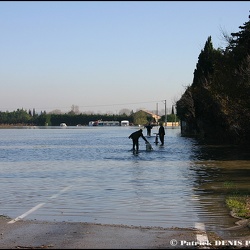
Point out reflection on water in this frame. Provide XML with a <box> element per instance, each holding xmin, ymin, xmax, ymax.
<box><xmin>0</xmin><ymin>127</ymin><xmax>249</xmax><ymax>238</ymax></box>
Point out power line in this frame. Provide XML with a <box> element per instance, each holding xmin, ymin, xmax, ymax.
<box><xmin>76</xmin><ymin>100</ymin><xmax>163</xmax><ymax>108</ymax></box>
<box><xmin>3</xmin><ymin>100</ymin><xmax>164</xmax><ymax>111</ymax></box>
<box><xmin>0</xmin><ymin>100</ymin><xmax>169</xmax><ymax>113</ymax></box>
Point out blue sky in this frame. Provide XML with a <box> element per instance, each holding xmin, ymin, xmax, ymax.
<box><xmin>1</xmin><ymin>1</ymin><xmax>249</xmax><ymax>114</ymax></box>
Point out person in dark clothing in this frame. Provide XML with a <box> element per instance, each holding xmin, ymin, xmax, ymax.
<box><xmin>158</xmin><ymin>123</ymin><xmax>165</xmax><ymax>146</ymax></box>
<box><xmin>128</xmin><ymin>129</ymin><xmax>149</xmax><ymax>152</ymax></box>
<box><xmin>144</xmin><ymin>123</ymin><xmax>153</xmax><ymax>137</ymax></box>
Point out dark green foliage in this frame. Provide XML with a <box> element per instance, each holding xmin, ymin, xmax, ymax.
<box><xmin>0</xmin><ymin>109</ymin><xmax>33</xmax><ymax>125</ymax></box>
<box><xmin>0</xmin><ymin>110</ymin><xmax>134</xmax><ymax>127</ymax></box>
<box><xmin>176</xmin><ymin>13</ymin><xmax>250</xmax><ymax>144</ymax></box>
<box><xmin>193</xmin><ymin>36</ymin><xmax>216</xmax><ymax>87</ymax></box>
<box><xmin>132</xmin><ymin>110</ymin><xmax>148</xmax><ymax>125</ymax></box>
<box><xmin>227</xmin><ymin>13</ymin><xmax>250</xmax><ymax>64</ymax></box>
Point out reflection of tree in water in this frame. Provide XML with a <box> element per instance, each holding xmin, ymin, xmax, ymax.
<box><xmin>190</xmin><ymin>141</ymin><xmax>250</xmax><ymax>193</ymax></box>
<box><xmin>188</xmin><ymin>141</ymin><xmax>250</xmax><ymax>237</ymax></box>
<box><xmin>192</xmin><ymin>141</ymin><xmax>250</xmax><ymax>161</ymax></box>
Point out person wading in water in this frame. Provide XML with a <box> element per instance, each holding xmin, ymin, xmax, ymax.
<box><xmin>144</xmin><ymin>123</ymin><xmax>153</xmax><ymax>137</ymax></box>
<box><xmin>128</xmin><ymin>129</ymin><xmax>149</xmax><ymax>153</ymax></box>
<box><xmin>158</xmin><ymin>122</ymin><xmax>165</xmax><ymax>146</ymax></box>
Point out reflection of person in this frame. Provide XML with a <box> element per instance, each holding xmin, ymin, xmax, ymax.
<box><xmin>128</xmin><ymin>129</ymin><xmax>148</xmax><ymax>152</ymax></box>
<box><xmin>158</xmin><ymin>123</ymin><xmax>165</xmax><ymax>146</ymax></box>
<box><xmin>144</xmin><ymin>123</ymin><xmax>153</xmax><ymax>137</ymax></box>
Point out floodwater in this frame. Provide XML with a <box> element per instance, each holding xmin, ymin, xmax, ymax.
<box><xmin>0</xmin><ymin>126</ymin><xmax>249</xmax><ymax>238</ymax></box>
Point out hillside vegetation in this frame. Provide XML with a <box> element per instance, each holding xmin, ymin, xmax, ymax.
<box><xmin>176</xmin><ymin>13</ymin><xmax>250</xmax><ymax>144</ymax></box>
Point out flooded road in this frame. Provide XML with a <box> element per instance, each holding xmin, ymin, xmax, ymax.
<box><xmin>0</xmin><ymin>126</ymin><xmax>249</xmax><ymax>239</ymax></box>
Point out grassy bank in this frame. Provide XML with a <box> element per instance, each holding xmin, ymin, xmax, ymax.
<box><xmin>226</xmin><ymin>195</ymin><xmax>250</xmax><ymax>219</ymax></box>
<box><xmin>223</xmin><ymin>181</ymin><xmax>250</xmax><ymax>219</ymax></box>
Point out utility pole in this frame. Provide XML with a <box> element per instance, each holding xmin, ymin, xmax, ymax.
<box><xmin>156</xmin><ymin>102</ymin><xmax>158</xmax><ymax>125</ymax></box>
<box><xmin>164</xmin><ymin>100</ymin><xmax>167</xmax><ymax>127</ymax></box>
<box><xmin>174</xmin><ymin>105</ymin><xmax>176</xmax><ymax>125</ymax></box>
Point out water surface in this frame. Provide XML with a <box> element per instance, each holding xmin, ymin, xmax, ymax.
<box><xmin>0</xmin><ymin>126</ymin><xmax>249</xmax><ymax>238</ymax></box>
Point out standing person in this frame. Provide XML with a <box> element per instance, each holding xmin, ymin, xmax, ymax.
<box><xmin>128</xmin><ymin>129</ymin><xmax>149</xmax><ymax>152</ymax></box>
<box><xmin>144</xmin><ymin>123</ymin><xmax>153</xmax><ymax>137</ymax></box>
<box><xmin>158</xmin><ymin>122</ymin><xmax>165</xmax><ymax>146</ymax></box>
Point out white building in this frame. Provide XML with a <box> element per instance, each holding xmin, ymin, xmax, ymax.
<box><xmin>121</xmin><ymin>120</ymin><xmax>129</xmax><ymax>126</ymax></box>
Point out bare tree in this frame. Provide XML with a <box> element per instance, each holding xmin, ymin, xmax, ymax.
<box><xmin>118</xmin><ymin>108</ymin><xmax>131</xmax><ymax>116</ymax></box>
<box><xmin>49</xmin><ymin>109</ymin><xmax>62</xmax><ymax>114</ymax></box>
<box><xmin>70</xmin><ymin>105</ymin><xmax>80</xmax><ymax>114</ymax></box>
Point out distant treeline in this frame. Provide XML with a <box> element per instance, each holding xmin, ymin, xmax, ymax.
<box><xmin>0</xmin><ymin>108</ymin><xmax>179</xmax><ymax>126</ymax></box>
<box><xmin>0</xmin><ymin>109</ymin><xmax>131</xmax><ymax>126</ymax></box>
<box><xmin>176</xmin><ymin>12</ymin><xmax>250</xmax><ymax>144</ymax></box>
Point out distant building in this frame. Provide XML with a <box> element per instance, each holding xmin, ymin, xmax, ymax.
<box><xmin>135</xmin><ymin>109</ymin><xmax>161</xmax><ymax>124</ymax></box>
<box><xmin>60</xmin><ymin>123</ymin><xmax>67</xmax><ymax>127</ymax></box>
<box><xmin>89</xmin><ymin>120</ymin><xmax>120</xmax><ymax>126</ymax></box>
<box><xmin>121</xmin><ymin>120</ymin><xmax>129</xmax><ymax>126</ymax></box>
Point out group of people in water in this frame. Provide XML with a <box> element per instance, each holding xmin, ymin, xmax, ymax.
<box><xmin>128</xmin><ymin>122</ymin><xmax>165</xmax><ymax>152</ymax></box>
